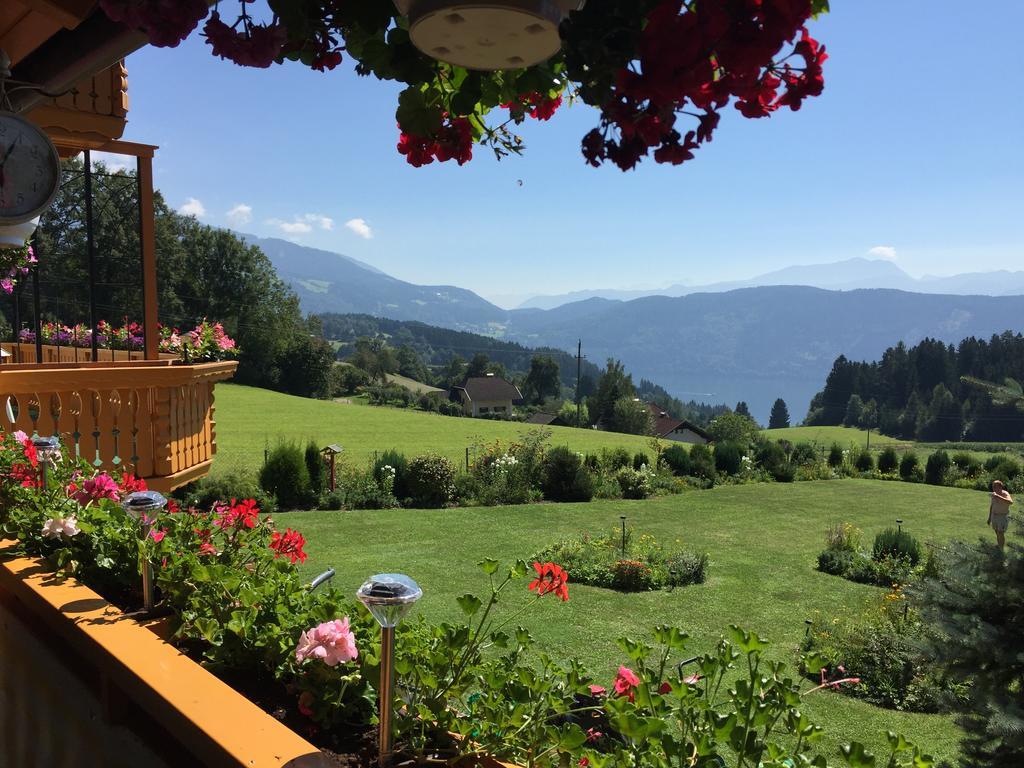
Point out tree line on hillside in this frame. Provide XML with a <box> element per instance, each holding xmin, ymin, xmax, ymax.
<box><xmin>336</xmin><ymin>330</ymin><xmax>730</xmax><ymax>434</ymax></box>
<box><xmin>1</xmin><ymin>159</ymin><xmax>335</xmax><ymax>398</ymax></box>
<box><xmin>319</xmin><ymin>312</ymin><xmax>603</xmax><ymax>388</ymax></box>
<box><xmin>805</xmin><ymin>332</ymin><xmax>1024</xmax><ymax>441</ymax></box>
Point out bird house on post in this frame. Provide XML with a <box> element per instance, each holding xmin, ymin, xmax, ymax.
<box><xmin>321</xmin><ymin>444</ymin><xmax>343</xmax><ymax>492</ymax></box>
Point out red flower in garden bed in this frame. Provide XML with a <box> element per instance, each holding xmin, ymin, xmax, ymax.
<box><xmin>529</xmin><ymin>561</ymin><xmax>569</xmax><ymax>601</ymax></box>
<box><xmin>215</xmin><ymin>498</ymin><xmax>260</xmax><ymax>529</ymax></box>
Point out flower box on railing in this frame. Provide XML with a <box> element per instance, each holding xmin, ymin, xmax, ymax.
<box><xmin>0</xmin><ymin>540</ymin><xmax>329</xmax><ymax>768</ymax></box>
<box><xmin>0</xmin><ymin>341</ymin><xmax>177</xmax><ymax>364</ymax></box>
<box><xmin>0</xmin><ymin>359</ymin><xmax>237</xmax><ymax>491</ymax></box>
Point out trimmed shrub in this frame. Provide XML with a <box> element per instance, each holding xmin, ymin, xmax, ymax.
<box><xmin>755</xmin><ymin>441</ymin><xmax>787</xmax><ymax>475</ymax></box>
<box><xmin>541</xmin><ymin>446</ymin><xmax>594</xmax><ymax>502</ymax></box>
<box><xmin>791</xmin><ymin>442</ymin><xmax>818</xmax><ymax>466</ymax></box>
<box><xmin>664</xmin><ymin>551</ymin><xmax>708</xmax><ymax>586</ymax></box>
<box><xmin>322</xmin><ymin>491</ymin><xmax>344</xmax><ymax>510</ymax></box>
<box><xmin>610</xmin><ymin>559</ymin><xmax>657</xmax><ymax>591</ymax></box>
<box><xmin>873</xmin><ymin>527</ymin><xmax>921</xmax><ymax>566</ymax></box>
<box><xmin>925</xmin><ymin>450</ymin><xmax>950</xmax><ymax>485</ymax></box>
<box><xmin>373</xmin><ymin>449</ymin><xmax>410</xmax><ymax>500</ymax></box>
<box><xmin>828</xmin><ymin>443</ymin><xmax>844</xmax><ymax>468</ymax></box>
<box><xmin>771</xmin><ymin>462</ymin><xmax>796</xmax><ymax>482</ymax></box>
<box><xmin>899</xmin><ymin>452</ymin><xmax>919</xmax><ymax>480</ymax></box>
<box><xmin>988</xmin><ymin>455</ymin><xmax>1021</xmax><ymax>483</ymax></box>
<box><xmin>616</xmin><ymin>466</ymin><xmax>653</xmax><ymax>499</ymax></box>
<box><xmin>632</xmin><ymin>452</ymin><xmax>650</xmax><ymax>470</ymax></box>
<box><xmin>183</xmin><ymin>471</ymin><xmax>276</xmax><ymax>514</ymax></box>
<box><xmin>687</xmin><ymin>444</ymin><xmax>716</xmax><ymax>480</ymax></box>
<box><xmin>877</xmin><ymin>447</ymin><xmax>899</xmax><ymax>474</ymax></box>
<box><xmin>259</xmin><ymin>442</ymin><xmax>311</xmax><ymax>510</ymax></box>
<box><xmin>714</xmin><ymin>442</ymin><xmax>745</xmax><ymax>476</ymax></box>
<box><xmin>405</xmin><ymin>454</ymin><xmax>456</xmax><ymax>508</ymax></box>
<box><xmin>661</xmin><ymin>444</ymin><xmax>691</xmax><ymax>476</ymax></box>
<box><xmin>305</xmin><ymin>441</ymin><xmax>326</xmax><ymax>498</ymax></box>
<box><xmin>952</xmin><ymin>451</ymin><xmax>982</xmax><ymax>478</ymax></box>
<box><xmin>599</xmin><ymin>447</ymin><xmax>632</xmax><ymax>472</ymax></box>
<box><xmin>854</xmin><ymin>449</ymin><xmax>874</xmax><ymax>472</ymax></box>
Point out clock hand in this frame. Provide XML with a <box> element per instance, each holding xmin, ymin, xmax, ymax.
<box><xmin>0</xmin><ymin>142</ymin><xmax>15</xmax><ymax>168</ymax></box>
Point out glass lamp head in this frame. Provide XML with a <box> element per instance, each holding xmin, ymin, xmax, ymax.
<box><xmin>357</xmin><ymin>573</ymin><xmax>423</xmax><ymax>628</ymax></box>
<box><xmin>31</xmin><ymin>435</ymin><xmax>60</xmax><ymax>458</ymax></box>
<box><xmin>122</xmin><ymin>490</ymin><xmax>167</xmax><ymax>519</ymax></box>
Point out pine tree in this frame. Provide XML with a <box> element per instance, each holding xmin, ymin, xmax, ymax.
<box><xmin>914</xmin><ymin>525</ymin><xmax>1024</xmax><ymax>765</ymax></box>
<box><xmin>735</xmin><ymin>401</ymin><xmax>752</xmax><ymax>418</ymax></box>
<box><xmin>768</xmin><ymin>398</ymin><xmax>790</xmax><ymax>429</ymax></box>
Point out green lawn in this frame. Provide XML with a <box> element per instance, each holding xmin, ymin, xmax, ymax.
<box><xmin>214</xmin><ymin>384</ymin><xmax>658</xmax><ymax>474</ymax></box>
<box><xmin>284</xmin><ymin>480</ymin><xmax>986</xmax><ymax>764</ymax></box>
<box><xmin>762</xmin><ymin>425</ymin><xmax>907</xmax><ymax>449</ymax></box>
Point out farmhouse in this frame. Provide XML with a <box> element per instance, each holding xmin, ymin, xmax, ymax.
<box><xmin>649</xmin><ymin>404</ymin><xmax>711</xmax><ymax>444</ymax></box>
<box><xmin>450</xmin><ymin>373</ymin><xmax>523</xmax><ymax>417</ymax></box>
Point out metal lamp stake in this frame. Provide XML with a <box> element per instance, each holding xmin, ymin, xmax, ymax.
<box><xmin>357</xmin><ymin>573</ymin><xmax>422</xmax><ymax>768</ymax></box>
<box><xmin>31</xmin><ymin>435</ymin><xmax>60</xmax><ymax>490</ymax></box>
<box><xmin>620</xmin><ymin>515</ymin><xmax>627</xmax><ymax>558</ymax></box>
<box><xmin>123</xmin><ymin>491</ymin><xmax>167</xmax><ymax>613</ymax></box>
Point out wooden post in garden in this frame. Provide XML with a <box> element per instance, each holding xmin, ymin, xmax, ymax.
<box><xmin>321</xmin><ymin>444</ymin><xmax>343</xmax><ymax>492</ymax></box>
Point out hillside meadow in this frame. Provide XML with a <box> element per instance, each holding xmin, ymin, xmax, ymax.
<box><xmin>213</xmin><ymin>384</ymin><xmax>660</xmax><ymax>474</ymax></box>
<box><xmin>286</xmin><ymin>480</ymin><xmax>986</xmax><ymax>765</ymax></box>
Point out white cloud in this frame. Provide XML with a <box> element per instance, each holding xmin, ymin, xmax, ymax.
<box><xmin>266</xmin><ymin>213</ymin><xmax>333</xmax><ymax>235</ymax></box>
<box><xmin>345</xmin><ymin>217</ymin><xmax>373</xmax><ymax>239</ymax></box>
<box><xmin>867</xmin><ymin>245</ymin><xmax>897</xmax><ymax>261</ymax></box>
<box><xmin>179</xmin><ymin>197</ymin><xmax>207</xmax><ymax>218</ymax></box>
<box><xmin>226</xmin><ymin>203</ymin><xmax>253</xmax><ymax>227</ymax></box>
<box><xmin>85</xmin><ymin>151</ymin><xmax>132</xmax><ymax>173</ymax></box>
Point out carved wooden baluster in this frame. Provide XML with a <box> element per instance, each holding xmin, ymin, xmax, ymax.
<box><xmin>27</xmin><ymin>393</ymin><xmax>41</xmax><ymax>437</ymax></box>
<box><xmin>109</xmin><ymin>390</ymin><xmax>123</xmax><ymax>467</ymax></box>
<box><xmin>89</xmin><ymin>390</ymin><xmax>103</xmax><ymax>467</ymax></box>
<box><xmin>127</xmin><ymin>389</ymin><xmax>141</xmax><ymax>475</ymax></box>
<box><xmin>153</xmin><ymin>386</ymin><xmax>172</xmax><ymax>478</ymax></box>
<box><xmin>67</xmin><ymin>392</ymin><xmax>83</xmax><ymax>460</ymax></box>
<box><xmin>48</xmin><ymin>393</ymin><xmax>62</xmax><ymax>444</ymax></box>
<box><xmin>209</xmin><ymin>383</ymin><xmax>219</xmax><ymax>457</ymax></box>
<box><xmin>3</xmin><ymin>394</ymin><xmax>18</xmax><ymax>432</ymax></box>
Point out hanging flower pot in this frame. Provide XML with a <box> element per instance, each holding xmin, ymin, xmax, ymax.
<box><xmin>393</xmin><ymin>0</ymin><xmax>585</xmax><ymax>71</ymax></box>
<box><xmin>0</xmin><ymin>216</ymin><xmax>40</xmax><ymax>249</ymax></box>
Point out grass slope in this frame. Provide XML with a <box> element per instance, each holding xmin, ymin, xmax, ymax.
<box><xmin>214</xmin><ymin>384</ymin><xmax>656</xmax><ymax>474</ymax></box>
<box><xmin>286</xmin><ymin>480</ymin><xmax>984</xmax><ymax>763</ymax></box>
<box><xmin>762</xmin><ymin>425</ymin><xmax>906</xmax><ymax>449</ymax></box>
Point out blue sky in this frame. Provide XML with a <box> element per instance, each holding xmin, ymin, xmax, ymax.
<box><xmin>115</xmin><ymin>1</ymin><xmax>1024</xmax><ymax>308</ymax></box>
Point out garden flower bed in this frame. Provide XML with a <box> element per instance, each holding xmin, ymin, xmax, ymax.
<box><xmin>0</xmin><ymin>431</ymin><xmax>934</xmax><ymax>768</ymax></box>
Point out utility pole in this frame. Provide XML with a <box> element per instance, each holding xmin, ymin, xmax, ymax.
<box><xmin>576</xmin><ymin>339</ymin><xmax>582</xmax><ymax>428</ymax></box>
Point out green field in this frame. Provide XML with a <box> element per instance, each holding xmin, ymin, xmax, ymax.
<box><xmin>761</xmin><ymin>425</ymin><xmax>907</xmax><ymax>449</ymax></box>
<box><xmin>214</xmin><ymin>384</ymin><xmax>658</xmax><ymax>474</ymax></box>
<box><xmin>285</xmin><ymin>480</ymin><xmax>985</xmax><ymax>763</ymax></box>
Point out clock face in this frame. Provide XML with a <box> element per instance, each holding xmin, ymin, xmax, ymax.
<box><xmin>0</xmin><ymin>111</ymin><xmax>62</xmax><ymax>225</ymax></box>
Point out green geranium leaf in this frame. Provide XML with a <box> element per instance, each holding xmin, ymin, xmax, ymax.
<box><xmin>478</xmin><ymin>558</ymin><xmax>500</xmax><ymax>575</ymax></box>
<box><xmin>456</xmin><ymin>593</ymin><xmax>482</xmax><ymax>616</ymax></box>
<box><xmin>840</xmin><ymin>742</ymin><xmax>876</xmax><ymax>767</ymax></box>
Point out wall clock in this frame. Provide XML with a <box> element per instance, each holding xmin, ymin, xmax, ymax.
<box><xmin>0</xmin><ymin>110</ymin><xmax>62</xmax><ymax>226</ymax></box>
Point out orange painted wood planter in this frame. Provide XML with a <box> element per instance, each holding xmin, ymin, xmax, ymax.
<box><xmin>0</xmin><ymin>359</ymin><xmax>237</xmax><ymax>492</ymax></box>
<box><xmin>0</xmin><ymin>341</ymin><xmax>178</xmax><ymax>364</ymax></box>
<box><xmin>0</xmin><ymin>540</ymin><xmax>328</xmax><ymax>768</ymax></box>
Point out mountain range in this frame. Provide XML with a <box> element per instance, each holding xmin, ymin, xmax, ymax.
<box><xmin>517</xmin><ymin>257</ymin><xmax>1024</xmax><ymax>309</ymax></box>
<box><xmin>247</xmin><ymin>234</ymin><xmax>1024</xmax><ymax>423</ymax></box>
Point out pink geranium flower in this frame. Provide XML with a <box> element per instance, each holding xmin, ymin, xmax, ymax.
<box><xmin>41</xmin><ymin>516</ymin><xmax>81</xmax><ymax>540</ymax></box>
<box><xmin>614</xmin><ymin>666</ymin><xmax>641</xmax><ymax>701</ymax></box>
<box><xmin>74</xmin><ymin>473</ymin><xmax>120</xmax><ymax>505</ymax></box>
<box><xmin>295</xmin><ymin>618</ymin><xmax>358</xmax><ymax>667</ymax></box>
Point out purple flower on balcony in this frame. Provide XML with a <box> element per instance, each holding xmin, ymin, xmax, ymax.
<box><xmin>18</xmin><ymin>328</ymin><xmax>35</xmax><ymax>343</ymax></box>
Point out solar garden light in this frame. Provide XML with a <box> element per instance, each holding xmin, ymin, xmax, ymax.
<box><xmin>309</xmin><ymin>568</ymin><xmax>336</xmax><ymax>592</ymax></box>
<box><xmin>896</xmin><ymin>518</ymin><xmax>903</xmax><ymax>533</ymax></box>
<box><xmin>31</xmin><ymin>435</ymin><xmax>60</xmax><ymax>490</ymax></box>
<box><xmin>619</xmin><ymin>515</ymin><xmax>627</xmax><ymax>558</ymax></box>
<box><xmin>357</xmin><ymin>573</ymin><xmax>423</xmax><ymax>768</ymax></box>
<box><xmin>804</xmin><ymin>618</ymin><xmax>813</xmax><ymax>640</ymax></box>
<box><xmin>123</xmin><ymin>491</ymin><xmax>167</xmax><ymax>612</ymax></box>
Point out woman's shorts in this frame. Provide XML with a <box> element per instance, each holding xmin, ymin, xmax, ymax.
<box><xmin>991</xmin><ymin>513</ymin><xmax>1009</xmax><ymax>534</ymax></box>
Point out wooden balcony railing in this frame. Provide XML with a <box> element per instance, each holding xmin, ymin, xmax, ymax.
<box><xmin>0</xmin><ymin>360</ymin><xmax>237</xmax><ymax>492</ymax></box>
<box><xmin>1</xmin><ymin>342</ymin><xmax>177</xmax><ymax>364</ymax></box>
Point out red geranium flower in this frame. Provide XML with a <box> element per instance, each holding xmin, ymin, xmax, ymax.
<box><xmin>269</xmin><ymin>528</ymin><xmax>308</xmax><ymax>564</ymax></box>
<box><xmin>215</xmin><ymin>498</ymin><xmax>260</xmax><ymax>529</ymax></box>
<box><xmin>528</xmin><ymin>561</ymin><xmax>569</xmax><ymax>601</ymax></box>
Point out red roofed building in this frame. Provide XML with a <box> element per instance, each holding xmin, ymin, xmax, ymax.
<box><xmin>647</xmin><ymin>403</ymin><xmax>711</xmax><ymax>445</ymax></box>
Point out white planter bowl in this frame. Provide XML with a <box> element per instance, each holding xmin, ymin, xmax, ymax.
<box><xmin>394</xmin><ymin>0</ymin><xmax>584</xmax><ymax>70</ymax></box>
<box><xmin>0</xmin><ymin>217</ymin><xmax>40</xmax><ymax>249</ymax></box>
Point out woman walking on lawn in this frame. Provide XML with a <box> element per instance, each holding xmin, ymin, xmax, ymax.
<box><xmin>988</xmin><ymin>479</ymin><xmax>1014</xmax><ymax>550</ymax></box>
